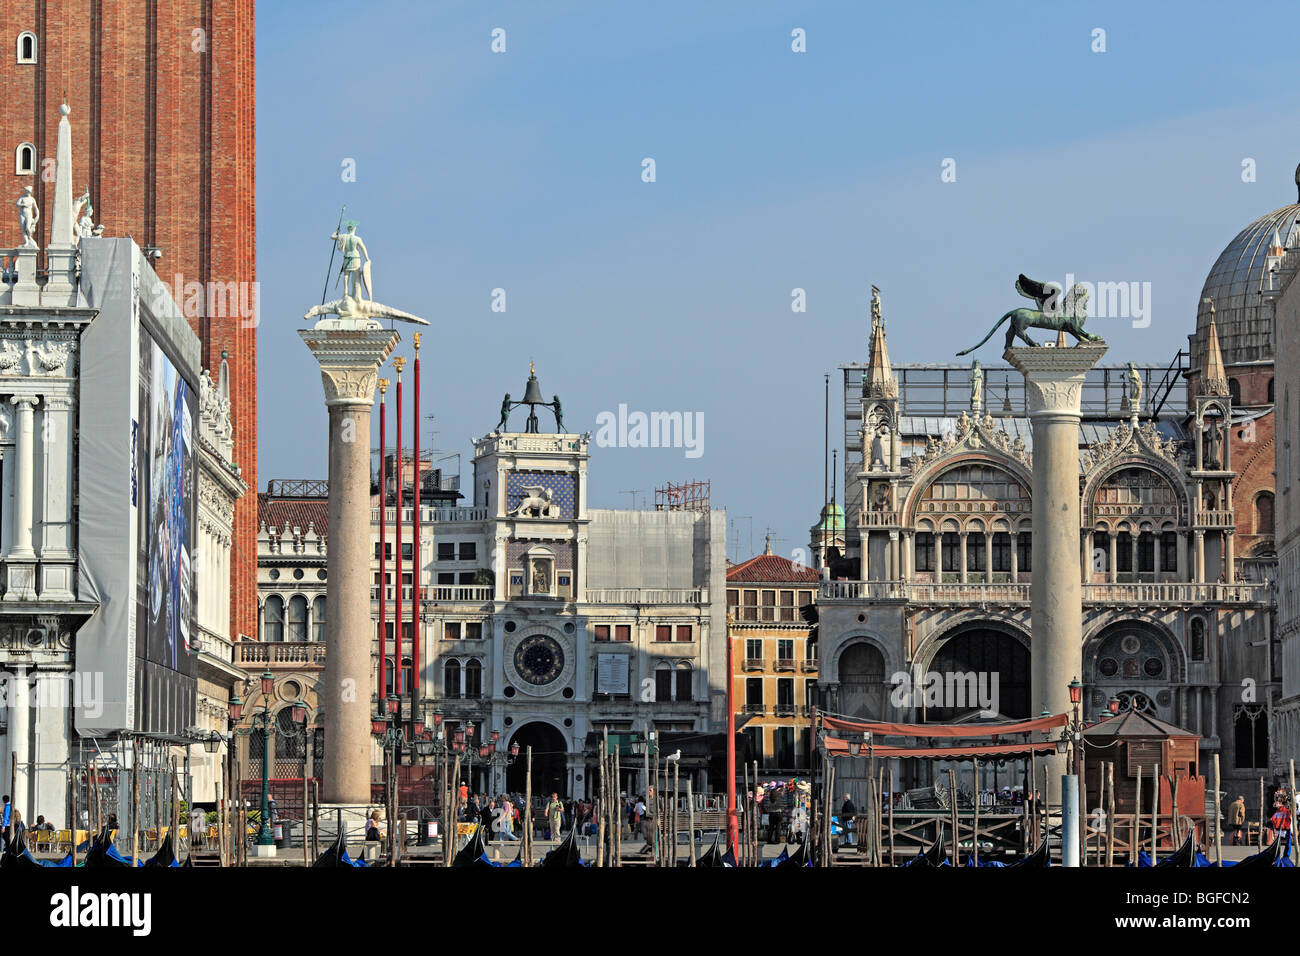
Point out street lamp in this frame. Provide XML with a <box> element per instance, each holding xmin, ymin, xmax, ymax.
<box><xmin>229</xmin><ymin>672</ymin><xmax>308</xmax><ymax>853</ymax></box>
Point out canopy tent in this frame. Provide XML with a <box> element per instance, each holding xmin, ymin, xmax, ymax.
<box><xmin>821</xmin><ymin>738</ymin><xmax>1061</xmax><ymax>760</ymax></box>
<box><xmin>820</xmin><ymin>712</ymin><xmax>1067</xmax><ymax>739</ymax></box>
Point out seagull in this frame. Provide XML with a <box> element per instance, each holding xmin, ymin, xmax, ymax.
<box><xmin>666</xmin><ymin>749</ymin><xmax>682</xmax><ymax>763</ymax></box>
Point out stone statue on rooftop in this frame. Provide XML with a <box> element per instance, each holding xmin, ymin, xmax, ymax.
<box><xmin>73</xmin><ymin>187</ymin><xmax>102</xmax><ymax>240</ymax></box>
<box><xmin>552</xmin><ymin>395</ymin><xmax>565</xmax><ymax>433</ymax></box>
<box><xmin>304</xmin><ymin>217</ymin><xmax>429</xmax><ymax>328</ymax></box>
<box><xmin>970</xmin><ymin>360</ymin><xmax>983</xmax><ymax>412</ymax></box>
<box><xmin>956</xmin><ymin>273</ymin><xmax>1104</xmax><ymax>355</ymax></box>
<box><xmin>16</xmin><ymin>186</ymin><xmax>39</xmax><ymax>248</ymax></box>
<box><xmin>332</xmin><ymin>221</ymin><xmax>371</xmax><ymax>301</ymax></box>
<box><xmin>498</xmin><ymin>393</ymin><xmax>512</xmax><ymax>431</ymax></box>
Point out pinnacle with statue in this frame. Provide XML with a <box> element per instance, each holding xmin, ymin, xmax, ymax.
<box><xmin>303</xmin><ymin>215</ymin><xmax>428</xmax><ymax>328</ymax></box>
<box><xmin>956</xmin><ymin>274</ymin><xmax>1105</xmax><ymax>356</ymax></box>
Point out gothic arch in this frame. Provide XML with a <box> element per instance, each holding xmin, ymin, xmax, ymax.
<box><xmin>1082</xmin><ymin>457</ymin><xmax>1189</xmax><ymax>528</ymax></box>
<box><xmin>1082</xmin><ymin>614</ymin><xmax>1186</xmax><ymax>684</ymax></box>
<box><xmin>901</xmin><ymin>452</ymin><xmax>1033</xmax><ymax>529</ymax></box>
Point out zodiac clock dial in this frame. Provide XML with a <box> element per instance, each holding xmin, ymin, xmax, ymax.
<box><xmin>513</xmin><ymin>633</ymin><xmax>565</xmax><ymax>686</ymax></box>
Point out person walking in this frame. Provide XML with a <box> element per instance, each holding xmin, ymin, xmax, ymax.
<box><xmin>1227</xmin><ymin>795</ymin><xmax>1246</xmax><ymax>846</ymax></box>
<box><xmin>499</xmin><ymin>797</ymin><xmax>519</xmax><ymax>841</ymax></box>
<box><xmin>546</xmin><ymin>793</ymin><xmax>564</xmax><ymax>840</ymax></box>
<box><xmin>639</xmin><ymin>786</ymin><xmax>657</xmax><ymax>855</ymax></box>
<box><xmin>840</xmin><ymin>793</ymin><xmax>857</xmax><ymax>848</ymax></box>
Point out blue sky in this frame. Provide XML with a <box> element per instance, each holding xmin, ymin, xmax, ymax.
<box><xmin>255</xmin><ymin>0</ymin><xmax>1300</xmax><ymax>562</ymax></box>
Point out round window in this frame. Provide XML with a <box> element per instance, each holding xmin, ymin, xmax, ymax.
<box><xmin>293</xmin><ymin>568</ymin><xmax>305</xmax><ymax>580</ymax></box>
<box><xmin>317</xmin><ymin>569</ymin><xmax>327</xmax><ymax>581</ymax></box>
<box><xmin>564</xmin><ymin>622</ymin><xmax>575</xmax><ymax>634</ymax></box>
<box><xmin>503</xmin><ymin>686</ymin><xmax>516</xmax><ymax>698</ymax></box>
<box><xmin>1143</xmin><ymin>657</ymin><xmax>1163</xmax><ymax>678</ymax></box>
<box><xmin>504</xmin><ymin>621</ymin><xmax>516</xmax><ymax>633</ymax></box>
<box><xmin>269</xmin><ymin>569</ymin><xmax>280</xmax><ymax>580</ymax></box>
<box><xmin>562</xmin><ymin>687</ymin><xmax>574</xmax><ymax>699</ymax></box>
<box><xmin>1098</xmin><ymin>657</ymin><xmax>1118</xmax><ymax>678</ymax></box>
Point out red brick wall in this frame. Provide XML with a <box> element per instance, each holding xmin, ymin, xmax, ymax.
<box><xmin>0</xmin><ymin>0</ymin><xmax>257</xmax><ymax>641</ymax></box>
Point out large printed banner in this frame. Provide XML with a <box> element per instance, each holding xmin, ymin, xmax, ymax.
<box><xmin>141</xmin><ymin>337</ymin><xmax>196</xmax><ymax>676</ymax></box>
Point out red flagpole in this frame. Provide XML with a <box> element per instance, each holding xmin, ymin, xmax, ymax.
<box><xmin>378</xmin><ymin>379</ymin><xmax>388</xmax><ymax>706</ymax></box>
<box><xmin>412</xmin><ymin>334</ymin><xmax>422</xmax><ymax>712</ymax></box>
<box><xmin>727</xmin><ymin>616</ymin><xmax>739</xmax><ymax>852</ymax></box>
<box><xmin>394</xmin><ymin>356</ymin><xmax>406</xmax><ymax>699</ymax></box>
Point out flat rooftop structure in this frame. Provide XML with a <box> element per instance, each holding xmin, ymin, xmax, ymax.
<box><xmin>840</xmin><ymin>357</ymin><xmax>1190</xmax><ymax>521</ymax></box>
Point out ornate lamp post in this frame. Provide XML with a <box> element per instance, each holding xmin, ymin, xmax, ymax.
<box><xmin>228</xmin><ymin>671</ymin><xmax>309</xmax><ymax>857</ymax></box>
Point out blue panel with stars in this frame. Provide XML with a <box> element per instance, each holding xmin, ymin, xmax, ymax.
<box><xmin>506</xmin><ymin>471</ymin><xmax>576</xmax><ymax>519</ymax></box>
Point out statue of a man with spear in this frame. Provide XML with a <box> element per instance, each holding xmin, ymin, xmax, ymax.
<box><xmin>332</xmin><ymin>219</ymin><xmax>372</xmax><ymax>301</ymax></box>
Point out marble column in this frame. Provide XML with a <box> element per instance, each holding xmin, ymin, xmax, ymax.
<box><xmin>9</xmin><ymin>665</ymin><xmax>29</xmax><ymax>819</ymax></box>
<box><xmin>1194</xmin><ymin>530</ymin><xmax>1205</xmax><ymax>584</ymax></box>
<box><xmin>1005</xmin><ymin>344</ymin><xmax>1106</xmax><ymax>799</ymax></box>
<box><xmin>300</xmin><ymin>325</ymin><xmax>400</xmax><ymax>806</ymax></box>
<box><xmin>5</xmin><ymin>396</ymin><xmax>38</xmax><ymax>600</ymax></box>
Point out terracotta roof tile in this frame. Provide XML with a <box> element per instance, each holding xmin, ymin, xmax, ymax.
<box><xmin>258</xmin><ymin>493</ymin><xmax>330</xmax><ymax>539</ymax></box>
<box><xmin>726</xmin><ymin>553</ymin><xmax>820</xmax><ymax>583</ymax></box>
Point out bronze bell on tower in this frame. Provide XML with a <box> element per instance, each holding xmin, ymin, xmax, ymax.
<box><xmin>521</xmin><ymin>371</ymin><xmax>545</xmax><ymax>406</ymax></box>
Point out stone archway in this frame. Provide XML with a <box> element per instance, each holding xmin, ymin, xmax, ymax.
<box><xmin>839</xmin><ymin>642</ymin><xmax>886</xmax><ymax>719</ymax></box>
<box><xmin>923</xmin><ymin>624</ymin><xmax>1031</xmax><ymax>722</ymax></box>
<box><xmin>505</xmin><ymin>721</ymin><xmax>568</xmax><ymax>799</ymax></box>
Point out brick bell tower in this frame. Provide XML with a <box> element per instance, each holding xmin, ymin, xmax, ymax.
<box><xmin>0</xmin><ymin>1</ymin><xmax>258</xmax><ymax>642</ymax></box>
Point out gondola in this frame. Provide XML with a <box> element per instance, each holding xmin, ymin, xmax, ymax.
<box><xmin>0</xmin><ymin>829</ymin><xmax>45</xmax><ymax>869</ymax></box>
<box><xmin>1153</xmin><ymin>832</ymin><xmax>1199</xmax><ymax>868</ymax></box>
<box><xmin>694</xmin><ymin>834</ymin><xmax>730</xmax><ymax>867</ymax></box>
<box><xmin>450</xmin><ymin>824</ymin><xmax>497</xmax><ymax>868</ymax></box>
<box><xmin>1227</xmin><ymin>836</ymin><xmax>1289</xmax><ymax>870</ymax></box>
<box><xmin>904</xmin><ymin>826</ymin><xmax>949</xmax><ymax>867</ymax></box>
<box><xmin>539</xmin><ymin>826</ymin><xmax>587</xmax><ymax>868</ymax></box>
<box><xmin>82</xmin><ymin>826</ymin><xmax>135</xmax><ymax>868</ymax></box>
<box><xmin>775</xmin><ymin>840</ymin><xmax>810</xmax><ymax>868</ymax></box>
<box><xmin>313</xmin><ymin>827</ymin><xmax>366</xmax><ymax>867</ymax></box>
<box><xmin>1007</xmin><ymin>839</ymin><xmax>1050</xmax><ymax>868</ymax></box>
<box><xmin>144</xmin><ymin>833</ymin><xmax>180</xmax><ymax>867</ymax></box>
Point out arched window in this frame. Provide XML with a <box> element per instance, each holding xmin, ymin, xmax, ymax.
<box><xmin>15</xmin><ymin>143</ymin><xmax>34</xmax><ymax>175</ymax></box>
<box><xmin>311</xmin><ymin>596</ymin><xmax>326</xmax><ymax>641</ymax></box>
<box><xmin>1256</xmin><ymin>493</ymin><xmax>1275</xmax><ymax>536</ymax></box>
<box><xmin>263</xmin><ymin>596</ymin><xmax>284</xmax><ymax>642</ymax></box>
<box><xmin>464</xmin><ymin>659</ymin><xmax>482</xmax><ymax>699</ymax></box>
<box><xmin>1268</xmin><ymin>377</ymin><xmax>1275</xmax><ymax>404</ymax></box>
<box><xmin>384</xmin><ymin>657</ymin><xmax>396</xmax><ymax>698</ymax></box>
<box><xmin>288</xmin><ymin>595</ymin><xmax>308</xmax><ymax>641</ymax></box>
<box><xmin>16</xmin><ymin>32</ymin><xmax>36</xmax><ymax>64</ymax></box>
<box><xmin>1228</xmin><ymin>378</ymin><xmax>1241</xmax><ymax>406</ymax></box>
<box><xmin>444</xmin><ymin>659</ymin><xmax>461</xmax><ymax>698</ymax></box>
<box><xmin>1190</xmin><ymin>618</ymin><xmax>1206</xmax><ymax>662</ymax></box>
<box><xmin>675</xmin><ymin>663</ymin><xmax>692</xmax><ymax>702</ymax></box>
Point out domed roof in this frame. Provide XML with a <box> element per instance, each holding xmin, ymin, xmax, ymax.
<box><xmin>812</xmin><ymin>502</ymin><xmax>845</xmax><ymax>533</ymax></box>
<box><xmin>1195</xmin><ymin>168</ymin><xmax>1300</xmax><ymax>369</ymax></box>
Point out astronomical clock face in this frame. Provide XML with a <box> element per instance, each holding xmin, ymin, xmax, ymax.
<box><xmin>513</xmin><ymin>633</ymin><xmax>565</xmax><ymax>686</ymax></box>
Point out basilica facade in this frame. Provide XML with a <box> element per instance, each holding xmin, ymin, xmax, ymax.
<box><xmin>814</xmin><ymin>216</ymin><xmax>1285</xmax><ymax>799</ymax></box>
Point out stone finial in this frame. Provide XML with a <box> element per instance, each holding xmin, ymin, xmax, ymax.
<box><xmin>1200</xmin><ymin>298</ymin><xmax>1230</xmax><ymax>397</ymax></box>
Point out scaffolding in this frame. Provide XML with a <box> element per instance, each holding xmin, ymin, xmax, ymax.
<box><xmin>655</xmin><ymin>480</ymin><xmax>710</xmax><ymax>514</ymax></box>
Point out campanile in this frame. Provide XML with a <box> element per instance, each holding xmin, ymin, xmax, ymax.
<box><xmin>0</xmin><ymin>1</ymin><xmax>258</xmax><ymax>641</ymax></box>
